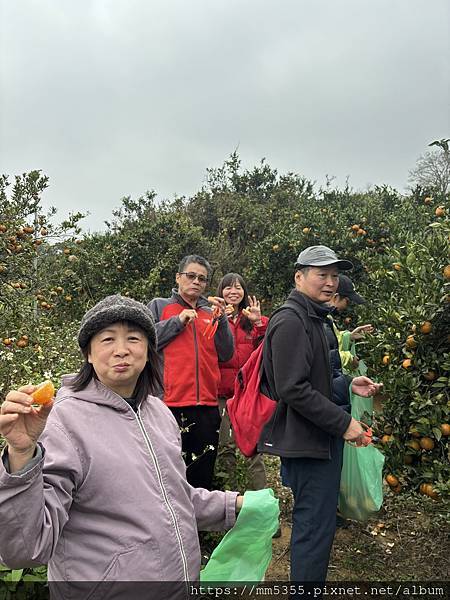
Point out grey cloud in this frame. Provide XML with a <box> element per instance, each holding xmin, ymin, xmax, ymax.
<box><xmin>0</xmin><ymin>0</ymin><xmax>448</xmax><ymax>231</ymax></box>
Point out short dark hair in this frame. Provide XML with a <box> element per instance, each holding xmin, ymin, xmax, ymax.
<box><xmin>178</xmin><ymin>254</ymin><xmax>211</xmax><ymax>277</ymax></box>
<box><xmin>295</xmin><ymin>265</ymin><xmax>311</xmax><ymax>275</ymax></box>
<box><xmin>70</xmin><ymin>320</ymin><xmax>163</xmax><ymax>404</ymax></box>
<box><xmin>217</xmin><ymin>272</ymin><xmax>253</xmax><ymax>333</ymax></box>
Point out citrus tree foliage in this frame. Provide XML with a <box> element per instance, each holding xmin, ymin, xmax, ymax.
<box><xmin>0</xmin><ymin>172</ymin><xmax>84</xmax><ymax>392</ymax></box>
<box><xmin>66</xmin><ymin>192</ymin><xmax>211</xmax><ymax>308</ymax></box>
<box><xmin>1</xmin><ymin>158</ymin><xmax>449</xmax><ymax>497</ymax></box>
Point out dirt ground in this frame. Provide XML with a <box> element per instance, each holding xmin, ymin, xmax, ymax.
<box><xmin>264</xmin><ymin>456</ymin><xmax>450</xmax><ymax>582</ymax></box>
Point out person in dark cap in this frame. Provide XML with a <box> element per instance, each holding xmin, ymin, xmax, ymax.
<box><xmin>0</xmin><ymin>295</ymin><xmax>243</xmax><ymax>597</ymax></box>
<box><xmin>257</xmin><ymin>246</ymin><xmax>382</xmax><ymax>584</ymax></box>
<box><xmin>330</xmin><ymin>274</ymin><xmax>374</xmax><ymax>372</ymax></box>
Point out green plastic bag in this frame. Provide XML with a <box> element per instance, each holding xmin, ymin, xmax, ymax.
<box><xmin>200</xmin><ymin>489</ymin><xmax>279</xmax><ymax>582</ymax></box>
<box><xmin>340</xmin><ymin>331</ymin><xmax>368</xmax><ymax>376</ymax></box>
<box><xmin>338</xmin><ymin>391</ymin><xmax>385</xmax><ymax>521</ymax></box>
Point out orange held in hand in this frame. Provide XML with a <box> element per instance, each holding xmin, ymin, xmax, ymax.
<box><xmin>31</xmin><ymin>380</ymin><xmax>55</xmax><ymax>405</ymax></box>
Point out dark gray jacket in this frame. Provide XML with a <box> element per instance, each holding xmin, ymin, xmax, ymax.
<box><xmin>257</xmin><ymin>290</ymin><xmax>352</xmax><ymax>459</ymax></box>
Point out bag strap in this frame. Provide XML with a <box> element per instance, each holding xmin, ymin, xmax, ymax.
<box><xmin>271</xmin><ymin>298</ymin><xmax>311</xmax><ymax>341</ymax></box>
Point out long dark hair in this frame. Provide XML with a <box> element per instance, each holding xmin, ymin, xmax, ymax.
<box><xmin>70</xmin><ymin>321</ymin><xmax>163</xmax><ymax>405</ymax></box>
<box><xmin>217</xmin><ymin>273</ymin><xmax>253</xmax><ymax>333</ymax></box>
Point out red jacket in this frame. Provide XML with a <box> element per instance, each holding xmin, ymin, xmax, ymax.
<box><xmin>218</xmin><ymin>312</ymin><xmax>269</xmax><ymax>398</ymax></box>
<box><xmin>148</xmin><ymin>291</ymin><xmax>234</xmax><ymax>408</ymax></box>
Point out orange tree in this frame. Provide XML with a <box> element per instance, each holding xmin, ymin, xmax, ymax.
<box><xmin>188</xmin><ymin>157</ymin><xmax>449</xmax><ymax>498</ymax></box>
<box><xmin>1</xmin><ymin>161</ymin><xmax>448</xmax><ymax>498</ymax></box>
<box><xmin>0</xmin><ymin>172</ymin><xmax>84</xmax><ymax>393</ymax></box>
<box><xmin>63</xmin><ymin>192</ymin><xmax>211</xmax><ymax>308</ymax></box>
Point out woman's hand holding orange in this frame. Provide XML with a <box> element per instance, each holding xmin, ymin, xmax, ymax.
<box><xmin>0</xmin><ymin>385</ymin><xmax>54</xmax><ymax>471</ymax></box>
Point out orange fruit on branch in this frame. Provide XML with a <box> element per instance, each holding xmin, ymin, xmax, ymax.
<box><xmin>405</xmin><ymin>335</ymin><xmax>417</xmax><ymax>349</ymax></box>
<box><xmin>402</xmin><ymin>358</ymin><xmax>412</xmax><ymax>369</ymax></box>
<box><xmin>386</xmin><ymin>474</ymin><xmax>399</xmax><ymax>487</ymax></box>
<box><xmin>419</xmin><ymin>321</ymin><xmax>432</xmax><ymax>334</ymax></box>
<box><xmin>419</xmin><ymin>437</ymin><xmax>435</xmax><ymax>451</ymax></box>
<box><xmin>31</xmin><ymin>380</ymin><xmax>55</xmax><ymax>405</ymax></box>
<box><xmin>407</xmin><ymin>439</ymin><xmax>421</xmax><ymax>451</ymax></box>
<box><xmin>440</xmin><ymin>424</ymin><xmax>450</xmax><ymax>437</ymax></box>
<box><xmin>444</xmin><ymin>265</ymin><xmax>450</xmax><ymax>280</ymax></box>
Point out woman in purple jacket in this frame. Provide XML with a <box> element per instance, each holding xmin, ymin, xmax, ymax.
<box><xmin>0</xmin><ymin>295</ymin><xmax>242</xmax><ymax>599</ymax></box>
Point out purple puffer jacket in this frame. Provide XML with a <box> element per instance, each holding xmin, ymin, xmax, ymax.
<box><xmin>0</xmin><ymin>376</ymin><xmax>237</xmax><ymax>596</ymax></box>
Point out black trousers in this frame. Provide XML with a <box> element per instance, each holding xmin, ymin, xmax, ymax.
<box><xmin>281</xmin><ymin>437</ymin><xmax>345</xmax><ymax>583</ymax></box>
<box><xmin>170</xmin><ymin>405</ymin><xmax>221</xmax><ymax>490</ymax></box>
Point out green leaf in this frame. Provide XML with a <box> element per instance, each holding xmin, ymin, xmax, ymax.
<box><xmin>432</xmin><ymin>427</ymin><xmax>442</xmax><ymax>441</ymax></box>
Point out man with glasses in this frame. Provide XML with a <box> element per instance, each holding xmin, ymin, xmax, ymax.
<box><xmin>148</xmin><ymin>254</ymin><xmax>234</xmax><ymax>490</ymax></box>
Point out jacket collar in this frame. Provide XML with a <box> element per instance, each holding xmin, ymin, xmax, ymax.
<box><xmin>288</xmin><ymin>289</ymin><xmax>332</xmax><ymax>321</ymax></box>
<box><xmin>171</xmin><ymin>288</ymin><xmax>210</xmax><ymax>309</ymax></box>
<box><xmin>59</xmin><ymin>375</ymin><xmax>138</xmax><ymax>413</ymax></box>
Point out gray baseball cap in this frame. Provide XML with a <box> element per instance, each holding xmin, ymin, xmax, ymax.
<box><xmin>295</xmin><ymin>245</ymin><xmax>353</xmax><ymax>270</ymax></box>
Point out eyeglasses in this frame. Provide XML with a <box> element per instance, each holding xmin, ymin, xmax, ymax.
<box><xmin>179</xmin><ymin>272</ymin><xmax>208</xmax><ymax>283</ymax></box>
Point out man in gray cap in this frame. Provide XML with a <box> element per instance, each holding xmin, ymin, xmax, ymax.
<box><xmin>258</xmin><ymin>245</ymin><xmax>382</xmax><ymax>583</ymax></box>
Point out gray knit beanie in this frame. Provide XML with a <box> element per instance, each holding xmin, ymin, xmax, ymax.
<box><xmin>78</xmin><ymin>295</ymin><xmax>157</xmax><ymax>350</ymax></box>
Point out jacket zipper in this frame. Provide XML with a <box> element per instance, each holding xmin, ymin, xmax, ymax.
<box><xmin>135</xmin><ymin>409</ymin><xmax>190</xmax><ymax>583</ymax></box>
<box><xmin>192</xmin><ymin>319</ymin><xmax>200</xmax><ymax>403</ymax></box>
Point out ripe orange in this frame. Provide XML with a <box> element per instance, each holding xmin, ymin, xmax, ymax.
<box><xmin>31</xmin><ymin>380</ymin><xmax>55</xmax><ymax>405</ymax></box>
<box><xmin>302</xmin><ymin>227</ymin><xmax>311</xmax><ymax>234</ymax></box>
<box><xmin>23</xmin><ymin>225</ymin><xmax>35</xmax><ymax>234</ymax></box>
<box><xmin>440</xmin><ymin>424</ymin><xmax>450</xmax><ymax>437</ymax></box>
<box><xmin>382</xmin><ymin>355</ymin><xmax>390</xmax><ymax>365</ymax></box>
<box><xmin>272</xmin><ymin>244</ymin><xmax>280</xmax><ymax>251</ymax></box>
<box><xmin>424</xmin><ymin>197</ymin><xmax>432</xmax><ymax>205</ymax></box>
<box><xmin>407</xmin><ymin>439</ymin><xmax>421</xmax><ymax>451</ymax></box>
<box><xmin>406</xmin><ymin>335</ymin><xmax>417</xmax><ymax>349</ymax></box>
<box><xmin>419</xmin><ymin>437</ymin><xmax>435</xmax><ymax>451</ymax></box>
<box><xmin>16</xmin><ymin>339</ymin><xmax>28</xmax><ymax>348</ymax></box>
<box><xmin>3</xmin><ymin>338</ymin><xmax>12</xmax><ymax>346</ymax></box>
<box><xmin>444</xmin><ymin>265</ymin><xmax>450</xmax><ymax>280</ymax></box>
<box><xmin>419</xmin><ymin>483</ymin><xmax>431</xmax><ymax>495</ymax></box>
<box><xmin>386</xmin><ymin>474</ymin><xmax>399</xmax><ymax>487</ymax></box>
<box><xmin>351</xmin><ymin>224</ymin><xmax>360</xmax><ymax>231</ymax></box>
<box><xmin>420</xmin><ymin>321</ymin><xmax>432</xmax><ymax>334</ymax></box>
<box><xmin>381</xmin><ymin>434</ymin><xmax>393</xmax><ymax>444</ymax></box>
<box><xmin>435</xmin><ymin>206</ymin><xmax>446</xmax><ymax>217</ymax></box>
<box><xmin>393</xmin><ymin>263</ymin><xmax>402</xmax><ymax>271</ymax></box>
<box><xmin>402</xmin><ymin>358</ymin><xmax>412</xmax><ymax>369</ymax></box>
<box><xmin>427</xmin><ymin>487</ymin><xmax>440</xmax><ymax>500</ymax></box>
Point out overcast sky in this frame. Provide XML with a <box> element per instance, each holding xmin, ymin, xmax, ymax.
<box><xmin>1</xmin><ymin>0</ymin><xmax>449</xmax><ymax>232</ymax></box>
